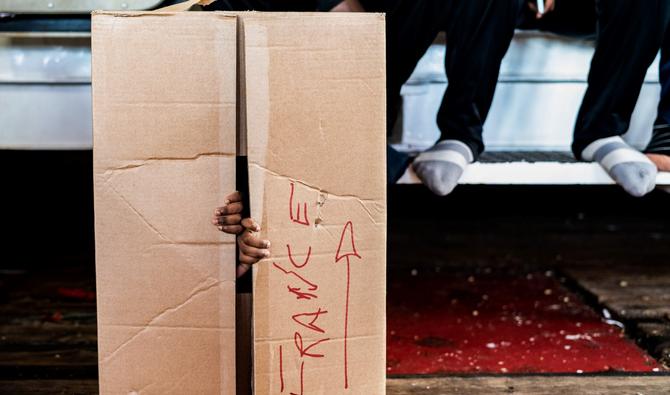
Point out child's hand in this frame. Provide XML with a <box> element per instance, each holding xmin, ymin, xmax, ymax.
<box><xmin>212</xmin><ymin>191</ymin><xmax>245</xmax><ymax>234</ymax></box>
<box><xmin>237</xmin><ymin>219</ymin><xmax>271</xmax><ymax>277</ymax></box>
<box><xmin>211</xmin><ymin>191</ymin><xmax>271</xmax><ymax>277</ymax></box>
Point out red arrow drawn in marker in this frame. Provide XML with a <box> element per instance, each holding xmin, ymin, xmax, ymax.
<box><xmin>335</xmin><ymin>221</ymin><xmax>361</xmax><ymax>389</ymax></box>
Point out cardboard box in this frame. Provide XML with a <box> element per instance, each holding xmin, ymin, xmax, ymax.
<box><xmin>243</xmin><ymin>13</ymin><xmax>387</xmax><ymax>395</ymax></box>
<box><xmin>93</xmin><ymin>10</ymin><xmax>386</xmax><ymax>394</ymax></box>
<box><xmin>92</xmin><ymin>12</ymin><xmax>237</xmax><ymax>394</ymax></box>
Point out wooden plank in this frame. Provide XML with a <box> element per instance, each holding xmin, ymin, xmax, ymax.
<box><xmin>565</xmin><ymin>272</ymin><xmax>670</xmax><ymax>289</ymax></box>
<box><xmin>3</xmin><ymin>376</ymin><xmax>670</xmax><ymax>395</ymax></box>
<box><xmin>563</xmin><ymin>266</ymin><xmax>670</xmax><ymax>320</ymax></box>
<box><xmin>0</xmin><ymin>348</ymin><xmax>97</xmax><ymax>367</ymax></box>
<box><xmin>639</xmin><ymin>323</ymin><xmax>670</xmax><ymax>339</ymax></box>
<box><xmin>0</xmin><ymin>380</ymin><xmax>98</xmax><ymax>395</ymax></box>
<box><xmin>637</xmin><ymin>323</ymin><xmax>670</xmax><ymax>368</ymax></box>
<box><xmin>0</xmin><ymin>349</ymin><xmax>97</xmax><ymax>380</ymax></box>
<box><xmin>606</xmin><ymin>304</ymin><xmax>670</xmax><ymax>321</ymax></box>
<box><xmin>0</xmin><ymin>324</ymin><xmax>97</xmax><ymax>348</ymax></box>
<box><xmin>591</xmin><ymin>287</ymin><xmax>670</xmax><ymax>304</ymax></box>
<box><xmin>578</xmin><ymin>282</ymin><xmax>670</xmax><ymax>294</ymax></box>
<box><xmin>386</xmin><ymin>375</ymin><xmax>670</xmax><ymax>395</ymax></box>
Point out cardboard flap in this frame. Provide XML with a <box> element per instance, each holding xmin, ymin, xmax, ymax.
<box><xmin>92</xmin><ymin>11</ymin><xmax>237</xmax><ymax>394</ymax></box>
<box><xmin>242</xmin><ymin>13</ymin><xmax>387</xmax><ymax>395</ymax></box>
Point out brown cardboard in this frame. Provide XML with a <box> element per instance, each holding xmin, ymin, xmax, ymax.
<box><xmin>243</xmin><ymin>13</ymin><xmax>387</xmax><ymax>395</ymax></box>
<box><xmin>92</xmin><ymin>11</ymin><xmax>237</xmax><ymax>394</ymax></box>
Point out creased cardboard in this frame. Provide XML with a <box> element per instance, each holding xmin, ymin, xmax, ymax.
<box><xmin>92</xmin><ymin>12</ymin><xmax>237</xmax><ymax>394</ymax></box>
<box><xmin>243</xmin><ymin>13</ymin><xmax>387</xmax><ymax>395</ymax></box>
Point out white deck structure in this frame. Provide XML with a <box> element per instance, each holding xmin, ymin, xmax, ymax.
<box><xmin>398</xmin><ymin>162</ymin><xmax>670</xmax><ymax>185</ymax></box>
<box><xmin>1</xmin><ymin>29</ymin><xmax>669</xmax><ymax>185</ymax></box>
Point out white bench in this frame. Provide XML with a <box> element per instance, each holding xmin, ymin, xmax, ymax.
<box><xmin>398</xmin><ymin>161</ymin><xmax>670</xmax><ymax>185</ymax></box>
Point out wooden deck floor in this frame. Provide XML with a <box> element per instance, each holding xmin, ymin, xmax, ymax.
<box><xmin>2</xmin><ymin>264</ymin><xmax>669</xmax><ymax>393</ymax></box>
<box><xmin>388</xmin><ymin>375</ymin><xmax>670</xmax><ymax>394</ymax></box>
<box><xmin>3</xmin><ymin>375</ymin><xmax>670</xmax><ymax>395</ymax></box>
<box><xmin>2</xmin><ymin>186</ymin><xmax>670</xmax><ymax>394</ymax></box>
<box><xmin>563</xmin><ymin>263</ymin><xmax>670</xmax><ymax>368</ymax></box>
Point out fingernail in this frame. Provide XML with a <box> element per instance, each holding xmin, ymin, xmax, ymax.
<box><xmin>263</xmin><ymin>251</ymin><xmax>270</xmax><ymax>257</ymax></box>
<box><xmin>218</xmin><ymin>226</ymin><xmax>223</xmax><ymax>231</ymax></box>
<box><xmin>224</xmin><ymin>199</ymin><xmax>230</xmax><ymax>205</ymax></box>
<box><xmin>265</xmin><ymin>241</ymin><xmax>271</xmax><ymax>248</ymax></box>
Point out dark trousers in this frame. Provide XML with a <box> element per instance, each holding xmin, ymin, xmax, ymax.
<box><xmin>573</xmin><ymin>0</ymin><xmax>670</xmax><ymax>158</ymax></box>
<box><xmin>657</xmin><ymin>37</ymin><xmax>670</xmax><ymax>125</ymax></box>
<box><xmin>381</xmin><ymin>0</ymin><xmax>524</xmax><ymax>160</ymax></box>
<box><xmin>203</xmin><ymin>0</ymin><xmax>317</xmax><ymax>11</ymax></box>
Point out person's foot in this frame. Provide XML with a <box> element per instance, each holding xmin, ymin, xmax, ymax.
<box><xmin>645</xmin><ymin>124</ymin><xmax>670</xmax><ymax>172</ymax></box>
<box><xmin>412</xmin><ymin>140</ymin><xmax>473</xmax><ymax>196</ymax></box>
<box><xmin>582</xmin><ymin>136</ymin><xmax>657</xmax><ymax>197</ymax></box>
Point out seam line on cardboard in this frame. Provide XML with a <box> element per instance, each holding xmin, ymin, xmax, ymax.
<box><xmin>104</xmin><ymin>152</ymin><xmax>236</xmax><ymax>173</ymax></box>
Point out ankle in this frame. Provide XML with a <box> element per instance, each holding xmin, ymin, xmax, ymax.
<box><xmin>435</xmin><ymin>139</ymin><xmax>475</xmax><ymax>163</ymax></box>
<box><xmin>581</xmin><ymin>136</ymin><xmax>626</xmax><ymax>162</ymax></box>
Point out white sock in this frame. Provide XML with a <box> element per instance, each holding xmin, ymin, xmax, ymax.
<box><xmin>412</xmin><ymin>140</ymin><xmax>474</xmax><ymax>196</ymax></box>
<box><xmin>582</xmin><ymin>136</ymin><xmax>657</xmax><ymax>197</ymax></box>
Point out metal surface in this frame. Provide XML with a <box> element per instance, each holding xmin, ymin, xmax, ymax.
<box><xmin>0</xmin><ymin>35</ymin><xmax>91</xmax><ymax>149</ymax></box>
<box><xmin>0</xmin><ymin>0</ymin><xmax>162</xmax><ymax>13</ymax></box>
<box><xmin>0</xmin><ymin>83</ymin><xmax>92</xmax><ymax>149</ymax></box>
<box><xmin>0</xmin><ymin>36</ymin><xmax>90</xmax><ymax>83</ymax></box>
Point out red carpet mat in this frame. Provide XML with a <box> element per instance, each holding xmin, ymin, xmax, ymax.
<box><xmin>387</xmin><ymin>269</ymin><xmax>661</xmax><ymax>375</ymax></box>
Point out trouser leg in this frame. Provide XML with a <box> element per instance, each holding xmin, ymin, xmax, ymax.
<box><xmin>385</xmin><ymin>0</ymin><xmax>453</xmax><ymax>134</ymax></box>
<box><xmin>656</xmin><ymin>28</ymin><xmax>670</xmax><ymax>126</ymax></box>
<box><xmin>572</xmin><ymin>0</ymin><xmax>670</xmax><ymax>158</ymax></box>
<box><xmin>384</xmin><ymin>0</ymin><xmax>452</xmax><ymax>182</ymax></box>
<box><xmin>645</xmin><ymin>25</ymin><xmax>670</xmax><ymax>157</ymax></box>
<box><xmin>437</xmin><ymin>0</ymin><xmax>524</xmax><ymax>160</ymax></box>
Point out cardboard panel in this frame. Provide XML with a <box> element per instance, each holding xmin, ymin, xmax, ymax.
<box><xmin>243</xmin><ymin>13</ymin><xmax>387</xmax><ymax>395</ymax></box>
<box><xmin>92</xmin><ymin>12</ymin><xmax>237</xmax><ymax>394</ymax></box>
